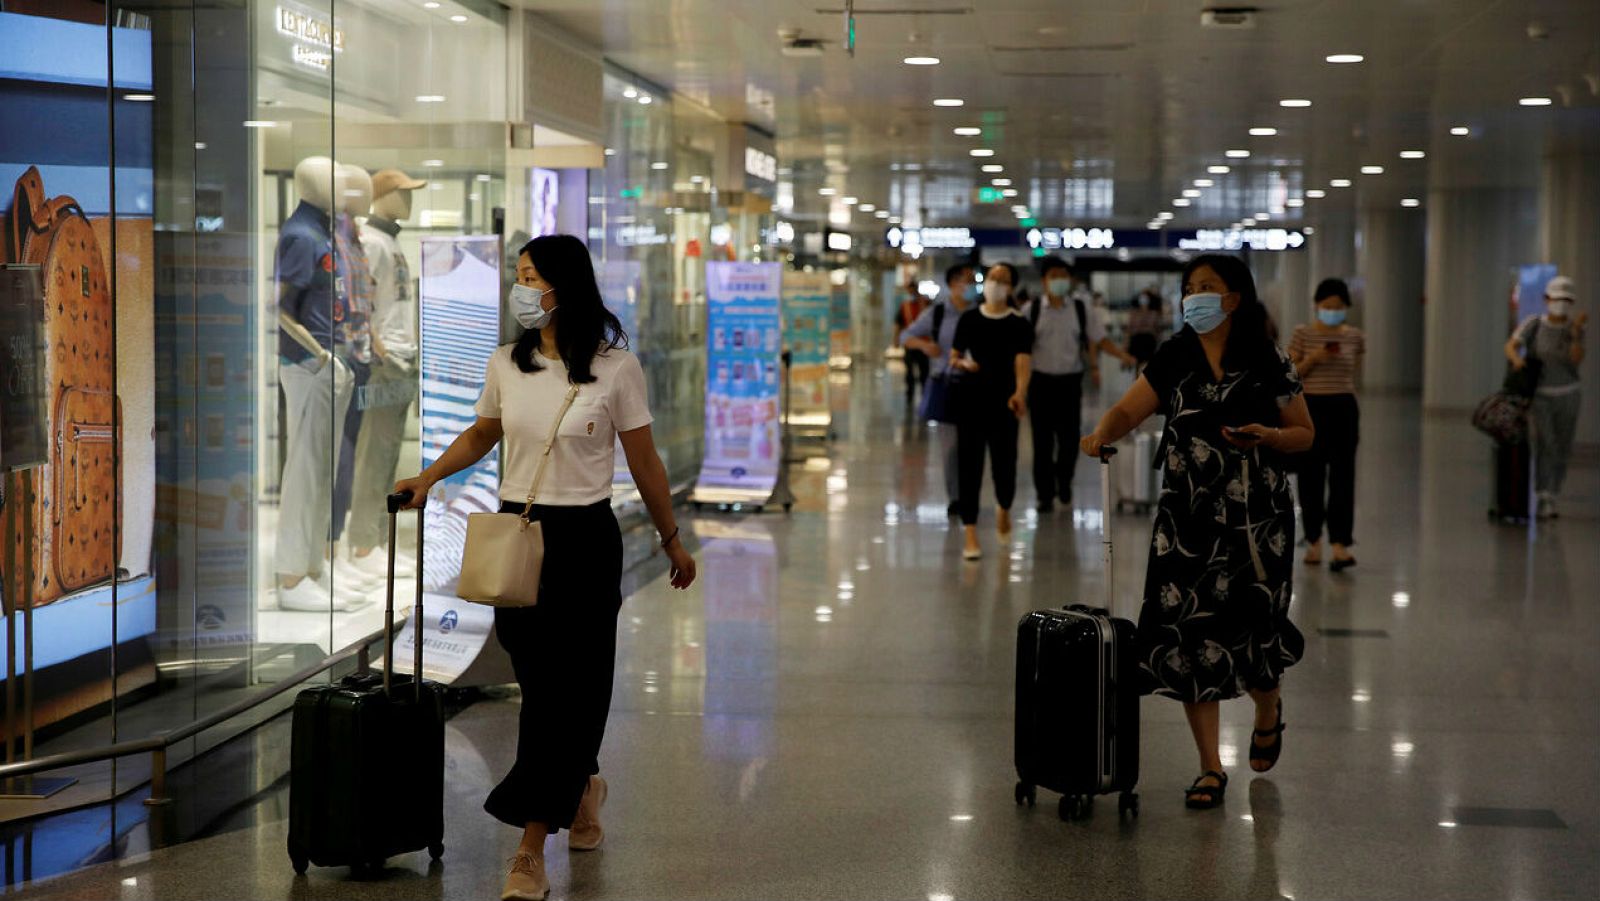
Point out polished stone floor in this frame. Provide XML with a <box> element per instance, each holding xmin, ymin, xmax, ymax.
<box><xmin>10</xmin><ymin>367</ymin><xmax>1600</xmax><ymax>900</ymax></box>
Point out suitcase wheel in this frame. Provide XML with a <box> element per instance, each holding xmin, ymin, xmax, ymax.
<box><xmin>1059</xmin><ymin>795</ymin><xmax>1090</xmax><ymax>821</ymax></box>
<box><xmin>1119</xmin><ymin>791</ymin><xmax>1140</xmax><ymax>818</ymax></box>
<box><xmin>290</xmin><ymin>853</ymin><xmax>309</xmax><ymax>875</ymax></box>
<box><xmin>1014</xmin><ymin>782</ymin><xmax>1036</xmax><ymax>807</ymax></box>
<box><xmin>429</xmin><ymin>842</ymin><xmax>445</xmax><ymax>861</ymax></box>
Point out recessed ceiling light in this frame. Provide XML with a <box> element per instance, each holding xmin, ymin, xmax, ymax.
<box><xmin>969</xmin><ymin>148</ymin><xmax>995</xmax><ymax>157</ymax></box>
<box><xmin>1330</xmin><ymin>178</ymin><xmax>1352</xmax><ymax>188</ymax></box>
<box><xmin>842</xmin><ymin>196</ymin><xmax>858</xmax><ymax>205</ymax></box>
<box><xmin>1001</xmin><ymin>188</ymin><xmax>1018</xmax><ymax>197</ymax></box>
<box><xmin>981</xmin><ymin>164</ymin><xmax>1004</xmax><ymax>173</ymax></box>
<box><xmin>875</xmin><ymin>210</ymin><xmax>890</xmax><ymax>218</ymax></box>
<box><xmin>1241</xmin><ymin>217</ymin><xmax>1257</xmax><ymax>226</ymax></box>
<box><xmin>1361</xmin><ymin>165</ymin><xmax>1385</xmax><ymax>174</ymax></box>
<box><xmin>933</xmin><ymin>98</ymin><xmax>964</xmax><ymax>107</ymax></box>
<box><xmin>953</xmin><ymin>126</ymin><xmax>981</xmax><ymax>136</ymax></box>
<box><xmin>1286</xmin><ymin>198</ymin><xmax>1305</xmax><ymax>208</ymax></box>
<box><xmin>1194</xmin><ymin>179</ymin><xmax>1215</xmax><ymax>187</ymax></box>
<box><xmin>1255</xmin><ymin>212</ymin><xmax>1270</xmax><ymax>219</ymax></box>
<box><xmin>1208</xmin><ymin>165</ymin><xmax>1231</xmax><ymax>174</ymax></box>
<box><xmin>1401</xmin><ymin>198</ymin><xmax>1421</xmax><ymax>207</ymax></box>
<box><xmin>423</xmin><ymin>1</ymin><xmax>440</xmax><ymax>7</ymax></box>
<box><xmin>650</xmin><ymin>161</ymin><xmax>669</xmax><ymax>170</ymax></box>
<box><xmin>1326</xmin><ymin>53</ymin><xmax>1364</xmax><ymax>64</ymax></box>
<box><xmin>1399</xmin><ymin>150</ymin><xmax>1426</xmax><ymax>159</ymax></box>
<box><xmin>638</xmin><ymin>95</ymin><xmax>653</xmax><ymax>105</ymax></box>
<box><xmin>124</xmin><ymin>93</ymin><xmax>155</xmax><ymax>102</ymax></box>
<box><xmin>905</xmin><ymin>56</ymin><xmax>941</xmax><ymax>66</ymax></box>
<box><xmin>991</xmin><ymin>178</ymin><xmax>1012</xmax><ymax>186</ymax></box>
<box><xmin>1147</xmin><ymin>222</ymin><xmax>1163</xmax><ymax>230</ymax></box>
<box><xmin>1173</xmin><ymin>198</ymin><xmax>1192</xmax><ymax>207</ymax></box>
<box><xmin>450</xmin><ymin>14</ymin><xmax>468</xmax><ymax>23</ymax></box>
<box><xmin>859</xmin><ymin>203</ymin><xmax>876</xmax><ymax>212</ymax></box>
<box><xmin>1450</xmin><ymin>126</ymin><xmax>1471</xmax><ymax>136</ymax></box>
<box><xmin>242</xmin><ymin>120</ymin><xmax>278</xmax><ymax>128</ymax></box>
<box><xmin>1157</xmin><ymin>212</ymin><xmax>1175</xmax><ymax>220</ymax></box>
<box><xmin>1303</xmin><ymin>226</ymin><xmax>1315</xmax><ymax>234</ymax></box>
<box><xmin>1182</xmin><ymin>189</ymin><xmax>1202</xmax><ymax>198</ymax></box>
<box><xmin>604</xmin><ymin>148</ymin><xmax>616</xmax><ymax>156</ymax></box>
<box><xmin>1519</xmin><ymin>96</ymin><xmax>1553</xmax><ymax>106</ymax></box>
<box><xmin>1249</xmin><ymin>127</ymin><xmax>1278</xmax><ymax>136</ymax></box>
<box><xmin>422</xmin><ymin>159</ymin><xmax>444</xmax><ymax>167</ymax></box>
<box><xmin>1225</xmin><ymin>149</ymin><xmax>1251</xmax><ymax>158</ymax></box>
<box><xmin>194</xmin><ymin>142</ymin><xmax>207</xmax><ymax>150</ymax></box>
<box><xmin>1280</xmin><ymin>99</ymin><xmax>1312</xmax><ymax>108</ymax></box>
<box><xmin>415</xmin><ymin>94</ymin><xmax>446</xmax><ymax>103</ymax></box>
<box><xmin>889</xmin><ymin>216</ymin><xmax>902</xmax><ymax>224</ymax></box>
<box><xmin>1306</xmin><ymin>189</ymin><xmax>1327</xmax><ymax>198</ymax></box>
<box><xmin>623</xmin><ymin>87</ymin><xmax>638</xmax><ymax>99</ymax></box>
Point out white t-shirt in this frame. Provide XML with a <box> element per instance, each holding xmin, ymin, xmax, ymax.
<box><xmin>475</xmin><ymin>345</ymin><xmax>653</xmax><ymax>505</ymax></box>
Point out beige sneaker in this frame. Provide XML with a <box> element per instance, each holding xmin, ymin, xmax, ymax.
<box><xmin>501</xmin><ymin>852</ymin><xmax>549</xmax><ymax>901</ymax></box>
<box><xmin>569</xmin><ymin>775</ymin><xmax>608</xmax><ymax>851</ymax></box>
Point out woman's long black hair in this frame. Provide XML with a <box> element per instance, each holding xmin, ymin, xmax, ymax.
<box><xmin>511</xmin><ymin>234</ymin><xmax>629</xmax><ymax>383</ymax></box>
<box><xmin>1181</xmin><ymin>253</ymin><xmax>1276</xmax><ymax>368</ymax></box>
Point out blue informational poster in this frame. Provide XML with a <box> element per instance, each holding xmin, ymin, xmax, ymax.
<box><xmin>694</xmin><ymin>262</ymin><xmax>782</xmax><ymax>502</ymax></box>
<box><xmin>829</xmin><ymin>278</ymin><xmax>852</xmax><ymax>366</ymax></box>
<box><xmin>782</xmin><ymin>270</ymin><xmax>831</xmax><ymax>431</ymax></box>
<box><xmin>1515</xmin><ymin>263</ymin><xmax>1558</xmax><ymax>323</ymax></box>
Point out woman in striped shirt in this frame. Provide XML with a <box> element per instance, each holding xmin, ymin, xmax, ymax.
<box><xmin>1288</xmin><ymin>279</ymin><xmax>1365</xmax><ymax>571</ymax></box>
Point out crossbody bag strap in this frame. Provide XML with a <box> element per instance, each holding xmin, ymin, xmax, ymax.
<box><xmin>520</xmin><ymin>383</ymin><xmax>580</xmax><ymax>521</ymax></box>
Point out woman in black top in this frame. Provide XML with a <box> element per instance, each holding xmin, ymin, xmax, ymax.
<box><xmin>949</xmin><ymin>263</ymin><xmax>1033</xmax><ymax>560</ymax></box>
<box><xmin>1080</xmin><ymin>255</ymin><xmax>1313</xmax><ymax>810</ymax></box>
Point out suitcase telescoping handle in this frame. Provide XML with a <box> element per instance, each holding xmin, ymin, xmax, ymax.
<box><xmin>1098</xmin><ymin>446</ymin><xmax>1118</xmax><ymax>614</ymax></box>
<box><xmin>386</xmin><ymin>490</ymin><xmax>427</xmax><ymax>701</ymax></box>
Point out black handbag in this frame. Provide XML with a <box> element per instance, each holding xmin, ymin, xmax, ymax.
<box><xmin>920</xmin><ymin>373</ymin><xmax>959</xmax><ymax>423</ymax></box>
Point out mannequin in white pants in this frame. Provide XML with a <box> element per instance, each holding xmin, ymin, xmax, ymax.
<box><xmin>275</xmin><ymin>157</ymin><xmax>361</xmax><ymax>612</ymax></box>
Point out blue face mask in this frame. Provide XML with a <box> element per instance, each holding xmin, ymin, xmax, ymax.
<box><xmin>1182</xmin><ymin>292</ymin><xmax>1228</xmax><ymax>334</ymax></box>
<box><xmin>510</xmin><ymin>283</ymin><xmax>556</xmax><ymax>330</ymax></box>
<box><xmin>1047</xmin><ymin>278</ymin><xmax>1072</xmax><ymax>298</ymax></box>
<box><xmin>1317</xmin><ymin>308</ymin><xmax>1347</xmax><ymax>327</ymax></box>
<box><xmin>962</xmin><ymin>283</ymin><xmax>981</xmax><ymax>302</ymax></box>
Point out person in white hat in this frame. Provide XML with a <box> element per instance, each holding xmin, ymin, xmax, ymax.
<box><xmin>1505</xmin><ymin>275</ymin><xmax>1587</xmax><ymax>518</ymax></box>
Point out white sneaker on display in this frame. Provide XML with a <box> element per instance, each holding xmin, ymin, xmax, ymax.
<box><xmin>349</xmin><ymin>549</ymin><xmax>390</xmax><ymax>579</ymax></box>
<box><xmin>331</xmin><ymin>557</ymin><xmax>382</xmax><ymax>591</ymax></box>
<box><xmin>332</xmin><ymin>578</ymin><xmax>375</xmax><ymax>610</ymax></box>
<box><xmin>279</xmin><ymin>578</ymin><xmax>339</xmax><ymax>612</ymax></box>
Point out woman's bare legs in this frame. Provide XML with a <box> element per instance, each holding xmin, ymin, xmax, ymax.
<box><xmin>1183</xmin><ymin>700</ymin><xmax>1224</xmax><ymax>787</ymax></box>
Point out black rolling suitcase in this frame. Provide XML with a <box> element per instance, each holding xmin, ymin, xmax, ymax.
<box><xmin>1015</xmin><ymin>449</ymin><xmax>1140</xmax><ymax>821</ymax></box>
<box><xmin>288</xmin><ymin>490</ymin><xmax>444</xmax><ymax>874</ymax></box>
<box><xmin>1490</xmin><ymin>441</ymin><xmax>1532</xmax><ymax>523</ymax></box>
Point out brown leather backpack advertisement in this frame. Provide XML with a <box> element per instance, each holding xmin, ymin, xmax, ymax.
<box><xmin>1</xmin><ymin>166</ymin><xmax>122</xmax><ymax>608</ymax></box>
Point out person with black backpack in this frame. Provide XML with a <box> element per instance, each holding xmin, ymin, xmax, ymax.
<box><xmin>1026</xmin><ymin>258</ymin><xmax>1136</xmax><ymax>511</ymax></box>
<box><xmin>901</xmin><ymin>262</ymin><xmax>979</xmax><ymax>516</ymax></box>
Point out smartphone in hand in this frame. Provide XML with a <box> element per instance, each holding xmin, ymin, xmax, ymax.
<box><xmin>1223</xmin><ymin>426</ymin><xmax>1262</xmax><ymax>444</ymax></box>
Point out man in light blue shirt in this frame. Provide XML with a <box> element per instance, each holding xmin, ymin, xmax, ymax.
<box><xmin>902</xmin><ymin>262</ymin><xmax>977</xmax><ymax>516</ymax></box>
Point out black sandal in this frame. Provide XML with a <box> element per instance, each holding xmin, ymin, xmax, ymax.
<box><xmin>1184</xmin><ymin>770</ymin><xmax>1228</xmax><ymax>809</ymax></box>
<box><xmin>1250</xmin><ymin>702</ymin><xmax>1286</xmax><ymax>772</ymax></box>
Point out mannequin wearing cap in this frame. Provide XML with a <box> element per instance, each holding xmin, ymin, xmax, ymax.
<box><xmin>274</xmin><ymin>157</ymin><xmax>361</xmax><ymax>609</ymax></box>
<box><xmin>347</xmin><ymin>169</ymin><xmax>427</xmax><ymax>570</ymax></box>
<box><xmin>1505</xmin><ymin>275</ymin><xmax>1587</xmax><ymax>519</ymax></box>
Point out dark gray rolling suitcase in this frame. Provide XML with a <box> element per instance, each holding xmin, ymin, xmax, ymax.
<box><xmin>287</xmin><ymin>490</ymin><xmax>444</xmax><ymax>874</ymax></box>
<box><xmin>1015</xmin><ymin>450</ymin><xmax>1140</xmax><ymax>821</ymax></box>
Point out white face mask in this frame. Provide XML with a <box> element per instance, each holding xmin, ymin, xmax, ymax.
<box><xmin>510</xmin><ymin>283</ymin><xmax>556</xmax><ymax>329</ymax></box>
<box><xmin>1547</xmin><ymin>299</ymin><xmax>1573</xmax><ymax>319</ymax></box>
<box><xmin>983</xmin><ymin>281</ymin><xmax>1011</xmax><ymax>305</ymax></box>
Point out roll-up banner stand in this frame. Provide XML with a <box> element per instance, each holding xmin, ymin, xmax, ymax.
<box><xmin>691</xmin><ymin>262</ymin><xmax>785</xmax><ymax>509</ymax></box>
<box><xmin>781</xmin><ymin>270</ymin><xmax>832</xmax><ymax>443</ymax></box>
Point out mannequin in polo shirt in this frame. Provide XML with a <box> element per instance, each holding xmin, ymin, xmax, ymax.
<box><xmin>348</xmin><ymin>169</ymin><xmax>427</xmax><ymax>577</ymax></box>
<box><xmin>275</xmin><ymin>157</ymin><xmax>363</xmax><ymax>611</ymax></box>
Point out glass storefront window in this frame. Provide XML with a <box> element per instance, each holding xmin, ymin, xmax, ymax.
<box><xmin>0</xmin><ymin>0</ymin><xmax>511</xmax><ymax>815</ymax></box>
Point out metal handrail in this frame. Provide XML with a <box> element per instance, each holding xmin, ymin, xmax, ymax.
<box><xmin>0</xmin><ymin>621</ymin><xmax>403</xmax><ymax>805</ymax></box>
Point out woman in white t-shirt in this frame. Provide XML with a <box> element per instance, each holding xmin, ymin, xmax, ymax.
<box><xmin>396</xmin><ymin>234</ymin><xmax>696</xmax><ymax>901</ymax></box>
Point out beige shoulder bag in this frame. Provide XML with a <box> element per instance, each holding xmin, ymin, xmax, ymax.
<box><xmin>456</xmin><ymin>383</ymin><xmax>580</xmax><ymax>606</ymax></box>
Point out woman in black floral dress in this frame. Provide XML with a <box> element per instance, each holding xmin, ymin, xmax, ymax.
<box><xmin>1081</xmin><ymin>254</ymin><xmax>1314</xmax><ymax>810</ymax></box>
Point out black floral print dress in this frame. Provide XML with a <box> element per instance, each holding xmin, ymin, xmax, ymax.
<box><xmin>1137</xmin><ymin>329</ymin><xmax>1306</xmax><ymax>703</ymax></box>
